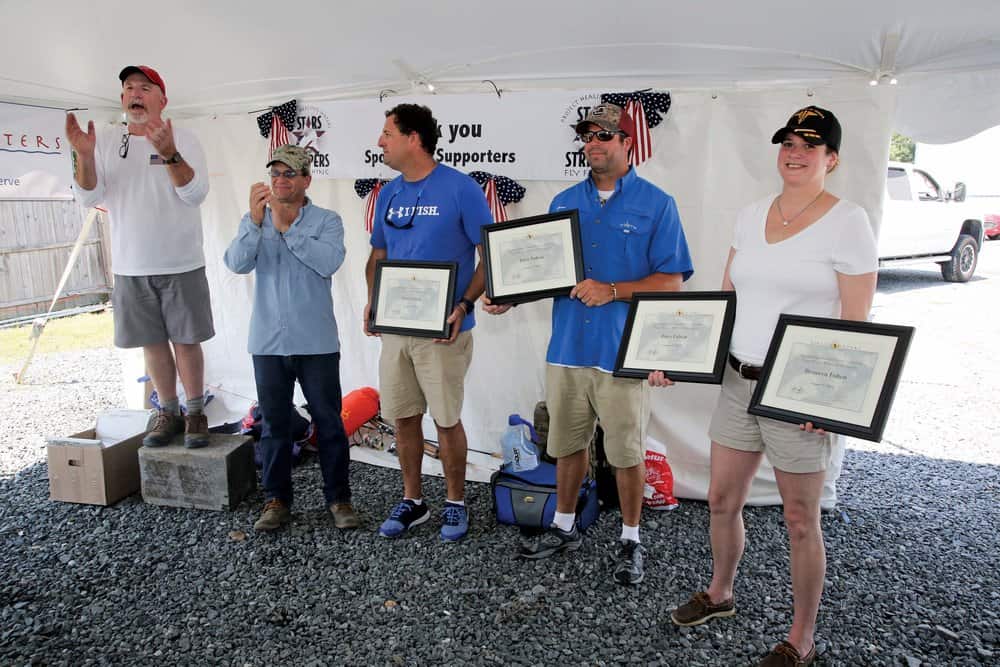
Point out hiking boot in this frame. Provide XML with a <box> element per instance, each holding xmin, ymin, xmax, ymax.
<box><xmin>142</xmin><ymin>409</ymin><xmax>184</xmax><ymax>447</ymax></box>
<box><xmin>330</xmin><ymin>502</ymin><xmax>360</xmax><ymax>530</ymax></box>
<box><xmin>253</xmin><ymin>499</ymin><xmax>291</xmax><ymax>532</ymax></box>
<box><xmin>184</xmin><ymin>413</ymin><xmax>210</xmax><ymax>449</ymax></box>
<box><xmin>518</xmin><ymin>523</ymin><xmax>582</xmax><ymax>560</ymax></box>
<box><xmin>613</xmin><ymin>539</ymin><xmax>646</xmax><ymax>585</ymax></box>
<box><xmin>440</xmin><ymin>502</ymin><xmax>469</xmax><ymax>543</ymax></box>
<box><xmin>378</xmin><ymin>500</ymin><xmax>430</xmax><ymax>538</ymax></box>
<box><xmin>758</xmin><ymin>641</ymin><xmax>816</xmax><ymax>666</ymax></box>
<box><xmin>670</xmin><ymin>591</ymin><xmax>736</xmax><ymax>626</ymax></box>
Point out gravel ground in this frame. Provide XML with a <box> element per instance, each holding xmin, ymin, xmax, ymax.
<box><xmin>1</xmin><ymin>245</ymin><xmax>999</xmax><ymax>666</ymax></box>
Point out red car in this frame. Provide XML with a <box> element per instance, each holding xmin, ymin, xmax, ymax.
<box><xmin>986</xmin><ymin>213</ymin><xmax>1000</xmax><ymax>239</ymax></box>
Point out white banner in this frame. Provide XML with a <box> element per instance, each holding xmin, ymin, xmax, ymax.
<box><xmin>0</xmin><ymin>102</ymin><xmax>73</xmax><ymax>199</ymax></box>
<box><xmin>290</xmin><ymin>90</ymin><xmax>623</xmax><ymax>181</ymax></box>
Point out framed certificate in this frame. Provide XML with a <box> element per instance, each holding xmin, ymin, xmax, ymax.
<box><xmin>613</xmin><ymin>291</ymin><xmax>737</xmax><ymax>383</ymax></box>
<box><xmin>482</xmin><ymin>210</ymin><xmax>584</xmax><ymax>305</ymax></box>
<box><xmin>748</xmin><ymin>315</ymin><xmax>914</xmax><ymax>442</ymax></box>
<box><xmin>369</xmin><ymin>260</ymin><xmax>458</xmax><ymax>338</ymax></box>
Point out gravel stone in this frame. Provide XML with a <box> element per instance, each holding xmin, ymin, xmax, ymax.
<box><xmin>2</xmin><ymin>252</ymin><xmax>1000</xmax><ymax>665</ymax></box>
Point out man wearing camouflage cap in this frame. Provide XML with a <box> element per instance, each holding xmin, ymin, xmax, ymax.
<box><xmin>224</xmin><ymin>144</ymin><xmax>358</xmax><ymax>532</ymax></box>
<box><xmin>485</xmin><ymin>103</ymin><xmax>694</xmax><ymax>584</ymax></box>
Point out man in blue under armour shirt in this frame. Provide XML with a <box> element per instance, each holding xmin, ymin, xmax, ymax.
<box><xmin>363</xmin><ymin>104</ymin><xmax>493</xmax><ymax>543</ymax></box>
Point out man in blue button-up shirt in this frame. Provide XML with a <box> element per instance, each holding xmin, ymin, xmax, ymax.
<box><xmin>487</xmin><ymin>104</ymin><xmax>694</xmax><ymax>584</ymax></box>
<box><xmin>224</xmin><ymin>145</ymin><xmax>357</xmax><ymax>533</ymax></box>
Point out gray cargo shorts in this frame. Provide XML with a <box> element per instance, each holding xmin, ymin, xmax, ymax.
<box><xmin>111</xmin><ymin>267</ymin><xmax>214</xmax><ymax>348</ymax></box>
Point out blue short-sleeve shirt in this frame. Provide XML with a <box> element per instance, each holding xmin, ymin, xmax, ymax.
<box><xmin>371</xmin><ymin>163</ymin><xmax>493</xmax><ymax>332</ymax></box>
<box><xmin>547</xmin><ymin>168</ymin><xmax>694</xmax><ymax>371</ymax></box>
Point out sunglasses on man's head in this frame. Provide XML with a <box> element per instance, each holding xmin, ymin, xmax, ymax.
<box><xmin>576</xmin><ymin>130</ymin><xmax>624</xmax><ymax>144</ymax></box>
<box><xmin>269</xmin><ymin>169</ymin><xmax>301</xmax><ymax>179</ymax></box>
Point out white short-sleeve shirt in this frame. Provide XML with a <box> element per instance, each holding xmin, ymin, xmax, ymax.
<box><xmin>728</xmin><ymin>196</ymin><xmax>878</xmax><ymax>365</ymax></box>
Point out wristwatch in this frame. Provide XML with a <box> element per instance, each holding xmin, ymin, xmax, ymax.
<box><xmin>165</xmin><ymin>152</ymin><xmax>183</xmax><ymax>165</ymax></box>
<box><xmin>459</xmin><ymin>297</ymin><xmax>476</xmax><ymax>315</ymax></box>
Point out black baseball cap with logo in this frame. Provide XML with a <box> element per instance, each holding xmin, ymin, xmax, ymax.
<box><xmin>771</xmin><ymin>106</ymin><xmax>841</xmax><ymax>153</ymax></box>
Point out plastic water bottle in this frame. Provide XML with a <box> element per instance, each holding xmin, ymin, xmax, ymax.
<box><xmin>501</xmin><ymin>414</ymin><xmax>540</xmax><ymax>472</ymax></box>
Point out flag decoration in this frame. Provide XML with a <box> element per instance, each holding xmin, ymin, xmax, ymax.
<box><xmin>257</xmin><ymin>100</ymin><xmax>297</xmax><ymax>161</ymax></box>
<box><xmin>468</xmin><ymin>171</ymin><xmax>526</xmax><ymax>223</ymax></box>
<box><xmin>600</xmin><ymin>90</ymin><xmax>671</xmax><ymax>166</ymax></box>
<box><xmin>354</xmin><ymin>179</ymin><xmax>390</xmax><ymax>233</ymax></box>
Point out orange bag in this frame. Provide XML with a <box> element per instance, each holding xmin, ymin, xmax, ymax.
<box><xmin>341</xmin><ymin>387</ymin><xmax>380</xmax><ymax>436</ymax></box>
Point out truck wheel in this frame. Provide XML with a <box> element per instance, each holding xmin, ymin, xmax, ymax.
<box><xmin>939</xmin><ymin>234</ymin><xmax>978</xmax><ymax>282</ymax></box>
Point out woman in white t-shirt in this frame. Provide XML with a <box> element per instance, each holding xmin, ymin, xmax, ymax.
<box><xmin>655</xmin><ymin>107</ymin><xmax>878</xmax><ymax>667</ymax></box>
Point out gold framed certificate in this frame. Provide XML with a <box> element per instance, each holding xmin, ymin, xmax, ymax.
<box><xmin>369</xmin><ymin>260</ymin><xmax>458</xmax><ymax>338</ymax></box>
<box><xmin>482</xmin><ymin>210</ymin><xmax>584</xmax><ymax>305</ymax></box>
<box><xmin>748</xmin><ymin>315</ymin><xmax>914</xmax><ymax>442</ymax></box>
<box><xmin>613</xmin><ymin>291</ymin><xmax>737</xmax><ymax>383</ymax></box>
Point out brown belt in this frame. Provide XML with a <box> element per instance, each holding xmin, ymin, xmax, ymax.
<box><xmin>728</xmin><ymin>354</ymin><xmax>762</xmax><ymax>381</ymax></box>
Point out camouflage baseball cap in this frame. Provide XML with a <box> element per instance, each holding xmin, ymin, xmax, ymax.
<box><xmin>574</xmin><ymin>103</ymin><xmax>636</xmax><ymax>140</ymax></box>
<box><xmin>266</xmin><ymin>144</ymin><xmax>312</xmax><ymax>175</ymax></box>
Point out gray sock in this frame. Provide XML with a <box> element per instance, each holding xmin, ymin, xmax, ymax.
<box><xmin>161</xmin><ymin>397</ymin><xmax>180</xmax><ymax>416</ymax></box>
<box><xmin>186</xmin><ymin>394</ymin><xmax>205</xmax><ymax>416</ymax></box>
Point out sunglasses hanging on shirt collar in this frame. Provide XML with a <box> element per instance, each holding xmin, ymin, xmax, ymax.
<box><xmin>119</xmin><ymin>130</ymin><xmax>130</xmax><ymax>159</ymax></box>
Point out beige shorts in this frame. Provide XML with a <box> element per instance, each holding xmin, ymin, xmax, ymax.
<box><xmin>378</xmin><ymin>331</ymin><xmax>473</xmax><ymax>427</ymax></box>
<box><xmin>545</xmin><ymin>364</ymin><xmax>649</xmax><ymax>468</ymax></box>
<box><xmin>708</xmin><ymin>363</ymin><xmax>832</xmax><ymax>473</ymax></box>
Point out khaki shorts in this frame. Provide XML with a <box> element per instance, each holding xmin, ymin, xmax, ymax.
<box><xmin>112</xmin><ymin>267</ymin><xmax>215</xmax><ymax>348</ymax></box>
<box><xmin>709</xmin><ymin>362</ymin><xmax>832</xmax><ymax>473</ymax></box>
<box><xmin>545</xmin><ymin>364</ymin><xmax>649</xmax><ymax>469</ymax></box>
<box><xmin>378</xmin><ymin>331</ymin><xmax>473</xmax><ymax>427</ymax></box>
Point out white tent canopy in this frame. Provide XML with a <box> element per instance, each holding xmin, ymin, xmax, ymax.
<box><xmin>5</xmin><ymin>2</ymin><xmax>999</xmax><ymax>505</ymax></box>
<box><xmin>5</xmin><ymin>1</ymin><xmax>1000</xmax><ymax>140</ymax></box>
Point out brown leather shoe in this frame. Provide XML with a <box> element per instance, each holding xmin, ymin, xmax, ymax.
<box><xmin>254</xmin><ymin>499</ymin><xmax>291</xmax><ymax>532</ymax></box>
<box><xmin>142</xmin><ymin>409</ymin><xmax>185</xmax><ymax>447</ymax></box>
<box><xmin>670</xmin><ymin>591</ymin><xmax>736</xmax><ymax>626</ymax></box>
<box><xmin>184</xmin><ymin>413</ymin><xmax>210</xmax><ymax>449</ymax></box>
<box><xmin>758</xmin><ymin>641</ymin><xmax>816</xmax><ymax>666</ymax></box>
<box><xmin>330</xmin><ymin>503</ymin><xmax>360</xmax><ymax>529</ymax></box>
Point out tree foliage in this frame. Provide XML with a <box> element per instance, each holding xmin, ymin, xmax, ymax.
<box><xmin>890</xmin><ymin>132</ymin><xmax>916</xmax><ymax>163</ymax></box>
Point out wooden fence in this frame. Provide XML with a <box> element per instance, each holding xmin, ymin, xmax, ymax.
<box><xmin>0</xmin><ymin>200</ymin><xmax>111</xmax><ymax>321</ymax></box>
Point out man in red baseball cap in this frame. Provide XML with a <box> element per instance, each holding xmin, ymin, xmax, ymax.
<box><xmin>65</xmin><ymin>66</ymin><xmax>214</xmax><ymax>449</ymax></box>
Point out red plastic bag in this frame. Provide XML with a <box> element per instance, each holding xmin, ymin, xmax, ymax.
<box><xmin>341</xmin><ymin>387</ymin><xmax>380</xmax><ymax>436</ymax></box>
<box><xmin>643</xmin><ymin>450</ymin><xmax>679</xmax><ymax>510</ymax></box>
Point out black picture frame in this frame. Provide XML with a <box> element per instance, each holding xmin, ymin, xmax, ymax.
<box><xmin>613</xmin><ymin>291</ymin><xmax>737</xmax><ymax>383</ymax></box>
<box><xmin>747</xmin><ymin>314</ymin><xmax>914</xmax><ymax>442</ymax></box>
<box><xmin>369</xmin><ymin>260</ymin><xmax>458</xmax><ymax>339</ymax></box>
<box><xmin>482</xmin><ymin>210</ymin><xmax>584</xmax><ymax>305</ymax></box>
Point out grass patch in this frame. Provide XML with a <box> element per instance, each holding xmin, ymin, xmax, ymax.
<box><xmin>0</xmin><ymin>309</ymin><xmax>114</xmax><ymax>364</ymax></box>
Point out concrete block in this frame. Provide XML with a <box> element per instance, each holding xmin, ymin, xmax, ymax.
<box><xmin>138</xmin><ymin>435</ymin><xmax>256</xmax><ymax>511</ymax></box>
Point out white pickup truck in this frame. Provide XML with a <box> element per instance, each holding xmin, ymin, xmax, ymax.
<box><xmin>877</xmin><ymin>161</ymin><xmax>986</xmax><ymax>282</ymax></box>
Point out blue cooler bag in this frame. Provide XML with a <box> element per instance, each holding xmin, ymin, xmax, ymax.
<box><xmin>491</xmin><ymin>461</ymin><xmax>600</xmax><ymax>530</ymax></box>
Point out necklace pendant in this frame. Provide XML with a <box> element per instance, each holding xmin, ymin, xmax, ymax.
<box><xmin>782</xmin><ymin>220</ymin><xmax>790</xmax><ymax>227</ymax></box>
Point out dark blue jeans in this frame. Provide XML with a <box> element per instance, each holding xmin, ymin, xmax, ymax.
<box><xmin>252</xmin><ymin>353</ymin><xmax>351</xmax><ymax>507</ymax></box>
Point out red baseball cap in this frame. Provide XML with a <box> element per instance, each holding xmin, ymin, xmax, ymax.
<box><xmin>118</xmin><ymin>65</ymin><xmax>166</xmax><ymax>95</ymax></box>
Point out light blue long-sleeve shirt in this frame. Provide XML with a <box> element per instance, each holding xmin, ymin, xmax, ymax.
<box><xmin>224</xmin><ymin>199</ymin><xmax>346</xmax><ymax>355</ymax></box>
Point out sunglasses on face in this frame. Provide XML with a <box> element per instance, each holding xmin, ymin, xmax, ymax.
<box><xmin>576</xmin><ymin>130</ymin><xmax>624</xmax><ymax>144</ymax></box>
<box><xmin>383</xmin><ymin>190</ymin><xmax>420</xmax><ymax>230</ymax></box>
<box><xmin>269</xmin><ymin>169</ymin><xmax>301</xmax><ymax>179</ymax></box>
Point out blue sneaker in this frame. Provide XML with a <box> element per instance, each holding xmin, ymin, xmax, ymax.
<box><xmin>379</xmin><ymin>500</ymin><xmax>430</xmax><ymax>538</ymax></box>
<box><xmin>440</xmin><ymin>502</ymin><xmax>469</xmax><ymax>542</ymax></box>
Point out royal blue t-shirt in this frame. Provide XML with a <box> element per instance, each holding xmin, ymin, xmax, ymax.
<box><xmin>371</xmin><ymin>163</ymin><xmax>492</xmax><ymax>332</ymax></box>
<box><xmin>547</xmin><ymin>168</ymin><xmax>695</xmax><ymax>372</ymax></box>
